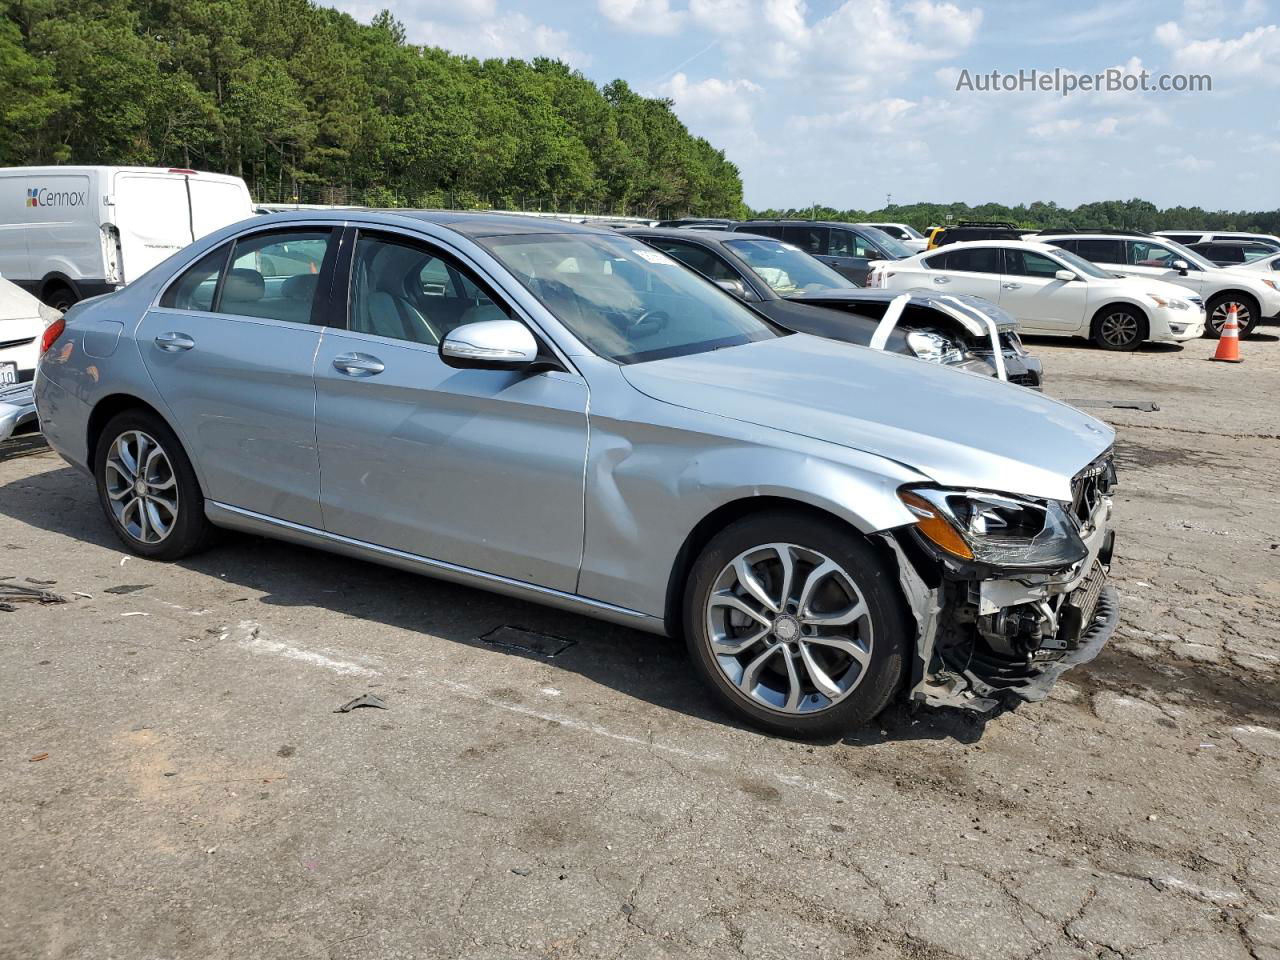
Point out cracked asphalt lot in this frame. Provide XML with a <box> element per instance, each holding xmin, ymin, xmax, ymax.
<box><xmin>2</xmin><ymin>333</ymin><xmax>1279</xmax><ymax>959</ymax></box>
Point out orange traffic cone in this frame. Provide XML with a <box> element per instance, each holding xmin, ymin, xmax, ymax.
<box><xmin>1211</xmin><ymin>305</ymin><xmax>1242</xmax><ymax>363</ymax></box>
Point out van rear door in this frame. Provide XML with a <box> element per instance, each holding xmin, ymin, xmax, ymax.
<box><xmin>112</xmin><ymin>171</ymin><xmax>194</xmax><ymax>282</ymax></box>
<box><xmin>187</xmin><ymin>175</ymin><xmax>253</xmax><ymax>238</ymax></box>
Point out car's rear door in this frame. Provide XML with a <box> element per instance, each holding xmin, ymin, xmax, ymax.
<box><xmin>996</xmin><ymin>248</ymin><xmax>1083</xmax><ymax>333</ymax></box>
<box><xmin>138</xmin><ymin>225</ymin><xmax>338</xmax><ymax>527</ymax></box>
<box><xmin>914</xmin><ymin>247</ymin><xmax>1003</xmax><ymax>303</ymax></box>
<box><xmin>312</xmin><ymin>225</ymin><xmax>589</xmax><ymax>592</ymax></box>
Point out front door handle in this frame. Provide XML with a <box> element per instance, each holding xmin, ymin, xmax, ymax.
<box><xmin>933</xmin><ymin>276</ymin><xmax>950</xmax><ymax>284</ymax></box>
<box><xmin>332</xmin><ymin>352</ymin><xmax>385</xmax><ymax>377</ymax></box>
<box><xmin>1002</xmin><ymin>282</ymin><xmax>1022</xmax><ymax>290</ymax></box>
<box><xmin>155</xmin><ymin>332</ymin><xmax>195</xmax><ymax>352</ymax></box>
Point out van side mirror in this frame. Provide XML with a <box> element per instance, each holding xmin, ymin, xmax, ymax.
<box><xmin>1055</xmin><ymin>269</ymin><xmax>1078</xmax><ymax>282</ymax></box>
<box><xmin>440</xmin><ymin>319</ymin><xmax>538</xmax><ymax>370</ymax></box>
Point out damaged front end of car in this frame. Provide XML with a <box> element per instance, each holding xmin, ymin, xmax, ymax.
<box><xmin>880</xmin><ymin>452</ymin><xmax>1119</xmax><ymax>713</ymax></box>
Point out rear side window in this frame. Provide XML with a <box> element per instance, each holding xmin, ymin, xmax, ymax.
<box><xmin>1207</xmin><ymin>245</ymin><xmax>1244</xmax><ymax>263</ymax></box>
<box><xmin>221</xmin><ymin>230</ymin><xmax>333</xmax><ymax>324</ymax></box>
<box><xmin>1049</xmin><ymin>238</ymin><xmax>1079</xmax><ymax>254</ymax></box>
<box><xmin>644</xmin><ymin>239</ymin><xmax>741</xmax><ymax>282</ymax></box>
<box><xmin>161</xmin><ymin>245</ymin><xmax>230</xmax><ymax>311</ymax></box>
<box><xmin>1073</xmin><ymin>239</ymin><xmax>1124</xmax><ymax>263</ymax></box>
<box><xmin>740</xmin><ymin>224</ymin><xmax>784</xmax><ymax>239</ymax></box>
<box><xmin>946</xmin><ymin>248</ymin><xmax>1002</xmax><ymax>273</ymax></box>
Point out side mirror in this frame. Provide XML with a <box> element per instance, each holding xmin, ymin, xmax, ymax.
<box><xmin>1172</xmin><ymin>259</ymin><xmax>1189</xmax><ymax>273</ymax></box>
<box><xmin>1055</xmin><ymin>269</ymin><xmax>1078</xmax><ymax>282</ymax></box>
<box><xmin>440</xmin><ymin>319</ymin><xmax>539</xmax><ymax>370</ymax></box>
<box><xmin>715</xmin><ymin>277</ymin><xmax>757</xmax><ymax>301</ymax></box>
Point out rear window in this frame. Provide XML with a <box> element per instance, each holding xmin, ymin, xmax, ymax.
<box><xmin>945</xmin><ymin>247</ymin><xmax>1002</xmax><ymax>273</ymax></box>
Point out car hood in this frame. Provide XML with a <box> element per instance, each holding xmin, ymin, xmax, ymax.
<box><xmin>1098</xmin><ymin>274</ymin><xmax>1205</xmax><ymax>301</ymax></box>
<box><xmin>621</xmin><ymin>334</ymin><xmax>1114</xmax><ymax>503</ymax></box>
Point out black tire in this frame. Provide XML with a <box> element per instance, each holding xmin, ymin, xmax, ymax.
<box><xmin>1091</xmin><ymin>305</ymin><xmax>1147</xmax><ymax>351</ymax></box>
<box><xmin>1205</xmin><ymin>293</ymin><xmax>1259</xmax><ymax>338</ymax></box>
<box><xmin>43</xmin><ymin>284</ymin><xmax>77</xmax><ymax>313</ymax></box>
<box><xmin>93</xmin><ymin>409</ymin><xmax>212</xmax><ymax>561</ymax></box>
<box><xmin>683</xmin><ymin>511</ymin><xmax>909</xmax><ymax>739</ymax></box>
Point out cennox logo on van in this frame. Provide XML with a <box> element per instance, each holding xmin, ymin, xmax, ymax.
<box><xmin>26</xmin><ymin>186</ymin><xmax>87</xmax><ymax>208</ymax></box>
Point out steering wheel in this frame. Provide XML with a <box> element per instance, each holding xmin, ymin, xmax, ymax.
<box><xmin>628</xmin><ymin>309</ymin><xmax>670</xmax><ymax>337</ymax></box>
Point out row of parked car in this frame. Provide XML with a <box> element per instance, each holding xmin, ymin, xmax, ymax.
<box><xmin>654</xmin><ymin>217</ymin><xmax>1280</xmax><ymax>349</ymax></box>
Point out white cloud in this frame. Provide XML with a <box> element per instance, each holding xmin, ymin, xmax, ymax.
<box><xmin>599</xmin><ymin>0</ymin><xmax>688</xmax><ymax>35</ymax></box>
<box><xmin>1157</xmin><ymin>22</ymin><xmax>1280</xmax><ymax>79</ymax></box>
<box><xmin>905</xmin><ymin>0</ymin><xmax>983</xmax><ymax>49</ymax></box>
<box><xmin>656</xmin><ymin>72</ymin><xmax>763</xmax><ymax>128</ymax></box>
<box><xmin>689</xmin><ymin>0</ymin><xmax>753</xmax><ymax>33</ymax></box>
<box><xmin>327</xmin><ymin>1</ymin><xmax>589</xmax><ymax>65</ymax></box>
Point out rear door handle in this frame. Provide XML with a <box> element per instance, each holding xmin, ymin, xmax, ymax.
<box><xmin>332</xmin><ymin>352</ymin><xmax>385</xmax><ymax>377</ymax></box>
<box><xmin>1002</xmin><ymin>282</ymin><xmax>1022</xmax><ymax>290</ymax></box>
<box><xmin>154</xmin><ymin>332</ymin><xmax>195</xmax><ymax>352</ymax></box>
<box><xmin>932</xmin><ymin>276</ymin><xmax>950</xmax><ymax>284</ymax></box>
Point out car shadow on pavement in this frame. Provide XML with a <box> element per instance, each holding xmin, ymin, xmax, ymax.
<box><xmin>0</xmin><ymin>461</ymin><xmax>995</xmax><ymax>746</ymax></box>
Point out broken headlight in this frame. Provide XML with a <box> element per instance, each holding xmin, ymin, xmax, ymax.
<box><xmin>906</xmin><ymin>330</ymin><xmax>966</xmax><ymax>366</ymax></box>
<box><xmin>898</xmin><ymin>487</ymin><xmax>1088</xmax><ymax>572</ymax></box>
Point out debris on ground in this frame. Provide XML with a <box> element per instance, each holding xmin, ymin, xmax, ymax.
<box><xmin>1063</xmin><ymin>398</ymin><xmax>1161</xmax><ymax>412</ymax></box>
<box><xmin>29</xmin><ymin>752</ymin><xmax>48</xmax><ymax>762</ymax></box>
<box><xmin>24</xmin><ymin>577</ymin><xmax>57</xmax><ymax>585</ymax></box>
<box><xmin>334</xmin><ymin>693</ymin><xmax>388</xmax><ymax>713</ymax></box>
<box><xmin>0</xmin><ymin>583</ymin><xmax>68</xmax><ymax>611</ymax></box>
<box><xmin>479</xmin><ymin>625</ymin><xmax>576</xmax><ymax>658</ymax></box>
<box><xmin>103</xmin><ymin>584</ymin><xmax>152</xmax><ymax>595</ymax></box>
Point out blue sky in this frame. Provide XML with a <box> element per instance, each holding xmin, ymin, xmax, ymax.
<box><xmin>326</xmin><ymin>0</ymin><xmax>1280</xmax><ymax>211</ymax></box>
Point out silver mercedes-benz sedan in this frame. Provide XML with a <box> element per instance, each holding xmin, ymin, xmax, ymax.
<box><xmin>34</xmin><ymin>211</ymin><xmax>1118</xmax><ymax>737</ymax></box>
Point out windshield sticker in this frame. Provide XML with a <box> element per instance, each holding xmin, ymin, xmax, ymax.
<box><xmin>633</xmin><ymin>248</ymin><xmax>676</xmax><ymax>265</ymax></box>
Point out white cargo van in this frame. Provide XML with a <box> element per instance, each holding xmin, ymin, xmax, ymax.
<box><xmin>0</xmin><ymin>166</ymin><xmax>253</xmax><ymax>309</ymax></box>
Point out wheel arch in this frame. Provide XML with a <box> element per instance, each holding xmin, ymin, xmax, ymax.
<box><xmin>39</xmin><ymin>272</ymin><xmax>81</xmax><ymax>305</ymax></box>
<box><xmin>88</xmin><ymin>395</ymin><xmax>183</xmax><ymax>475</ymax></box>
<box><xmin>662</xmin><ymin>496</ymin><xmax>905</xmax><ymax>637</ymax></box>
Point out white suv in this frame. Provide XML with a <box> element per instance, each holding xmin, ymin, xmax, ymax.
<box><xmin>868</xmin><ymin>240</ymin><xmax>1205</xmax><ymax>350</ymax></box>
<box><xmin>1037</xmin><ymin>233</ymin><xmax>1280</xmax><ymax>338</ymax></box>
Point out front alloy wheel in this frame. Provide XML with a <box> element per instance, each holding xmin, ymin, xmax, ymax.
<box><xmin>1207</xmin><ymin>296</ymin><xmax>1257</xmax><ymax>338</ymax></box>
<box><xmin>684</xmin><ymin>512</ymin><xmax>908</xmax><ymax>738</ymax></box>
<box><xmin>706</xmin><ymin>544</ymin><xmax>874</xmax><ymax>714</ymax></box>
<box><xmin>1094</xmin><ymin>308</ymin><xmax>1143</xmax><ymax>350</ymax></box>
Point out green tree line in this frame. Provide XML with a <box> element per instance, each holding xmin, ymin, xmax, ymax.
<box><xmin>755</xmin><ymin>198</ymin><xmax>1280</xmax><ymax>235</ymax></box>
<box><xmin>0</xmin><ymin>0</ymin><xmax>746</xmax><ymax>217</ymax></box>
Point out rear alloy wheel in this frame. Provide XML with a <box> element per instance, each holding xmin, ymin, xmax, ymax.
<box><xmin>1092</xmin><ymin>307</ymin><xmax>1146</xmax><ymax>351</ymax></box>
<box><xmin>94</xmin><ymin>410</ymin><xmax>212</xmax><ymax>560</ymax></box>
<box><xmin>684</xmin><ymin>512</ymin><xmax>907</xmax><ymax>738</ymax></box>
<box><xmin>1205</xmin><ymin>294</ymin><xmax>1259</xmax><ymax>339</ymax></box>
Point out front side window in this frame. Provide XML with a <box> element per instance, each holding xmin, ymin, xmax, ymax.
<box><xmin>482</xmin><ymin>232</ymin><xmax>780</xmax><ymax>364</ymax></box>
<box><xmin>644</xmin><ymin>239</ymin><xmax>741</xmax><ymax>283</ymax></box>
<box><xmin>1129</xmin><ymin>241</ymin><xmax>1181</xmax><ymax>268</ymax></box>
<box><xmin>1004</xmin><ymin>249</ymin><xmax>1065</xmax><ymax>278</ymax></box>
<box><xmin>349</xmin><ymin>232</ymin><xmax>509</xmax><ymax>346</ymax></box>
<box><xmin>220</xmin><ymin>230</ymin><xmax>334</xmax><ymax>323</ymax></box>
<box><xmin>1045</xmin><ymin>248</ymin><xmax>1115</xmax><ymax>279</ymax></box>
<box><xmin>724</xmin><ymin>238</ymin><xmax>852</xmax><ymax>296</ymax></box>
<box><xmin>858</xmin><ymin>227</ymin><xmax>913</xmax><ymax>259</ymax></box>
<box><xmin>161</xmin><ymin>245</ymin><xmax>230</xmax><ymax>311</ymax></box>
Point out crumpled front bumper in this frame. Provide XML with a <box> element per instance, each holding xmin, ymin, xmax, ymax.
<box><xmin>0</xmin><ymin>382</ymin><xmax>37</xmax><ymax>443</ymax></box>
<box><xmin>881</xmin><ymin>479</ymin><xmax>1117</xmax><ymax>714</ymax></box>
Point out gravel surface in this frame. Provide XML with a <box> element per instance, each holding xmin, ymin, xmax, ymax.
<box><xmin>2</xmin><ymin>332</ymin><xmax>1278</xmax><ymax>959</ymax></box>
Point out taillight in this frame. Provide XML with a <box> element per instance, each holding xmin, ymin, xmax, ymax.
<box><xmin>40</xmin><ymin>317</ymin><xmax>66</xmax><ymax>355</ymax></box>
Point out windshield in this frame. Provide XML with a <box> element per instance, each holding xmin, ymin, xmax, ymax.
<box><xmin>1048</xmin><ymin>248</ymin><xmax>1115</xmax><ymax>280</ymax></box>
<box><xmin>860</xmin><ymin>226</ymin><xmax>914</xmax><ymax>259</ymax></box>
<box><xmin>482</xmin><ymin>233</ymin><xmax>781</xmax><ymax>364</ymax></box>
<box><xmin>724</xmin><ymin>238</ymin><xmax>855</xmax><ymax>296</ymax></box>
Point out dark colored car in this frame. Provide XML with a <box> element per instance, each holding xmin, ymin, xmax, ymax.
<box><xmin>625</xmin><ymin>228</ymin><xmax>1042</xmax><ymax>387</ymax></box>
<box><xmin>931</xmin><ymin>221</ymin><xmax>1025</xmax><ymax>248</ymax></box>
<box><xmin>655</xmin><ymin>218</ymin><xmax>737</xmax><ymax>230</ymax></box>
<box><xmin>1187</xmin><ymin>239</ymin><xmax>1280</xmax><ymax>266</ymax></box>
<box><xmin>726</xmin><ymin>220</ymin><xmax>912</xmax><ymax>284</ymax></box>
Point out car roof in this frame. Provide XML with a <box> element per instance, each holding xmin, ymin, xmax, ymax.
<box><xmin>251</xmin><ymin>208</ymin><xmax>617</xmax><ymax>238</ymax></box>
<box><xmin>1190</xmin><ymin>238</ymin><xmax>1275</xmax><ymax>247</ymax></box>
<box><xmin>917</xmin><ymin>239</ymin><xmax>1065</xmax><ymax>254</ymax></box>
<box><xmin>624</xmin><ymin>227</ymin><xmax>778</xmax><ymax>243</ymax></box>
